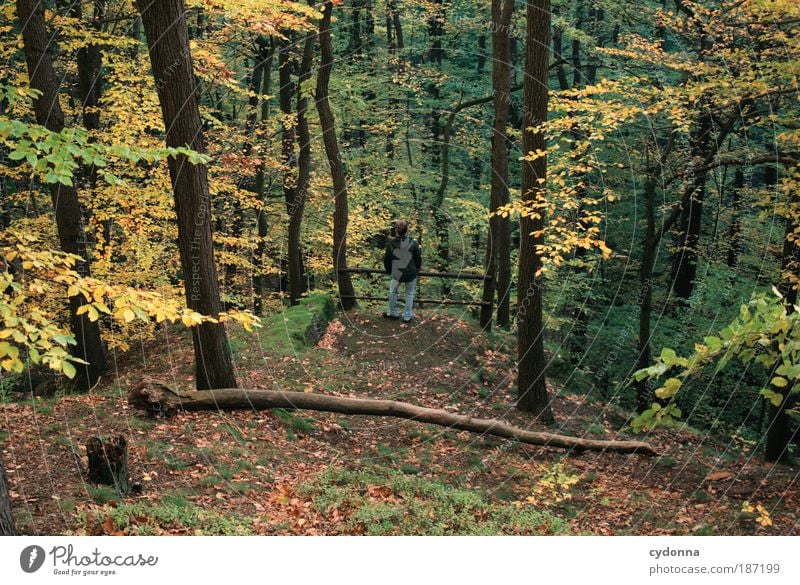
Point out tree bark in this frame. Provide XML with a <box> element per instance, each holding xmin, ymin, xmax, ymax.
<box><xmin>128</xmin><ymin>380</ymin><xmax>658</xmax><ymax>455</ymax></box>
<box><xmin>278</xmin><ymin>35</ymin><xmax>305</xmax><ymax>304</ymax></box>
<box><xmin>726</xmin><ymin>169</ymin><xmax>743</xmax><ymax>268</ymax></box>
<box><xmin>481</xmin><ymin>0</ymin><xmax>514</xmax><ymax>330</ymax></box>
<box><xmin>636</xmin><ymin>177</ymin><xmax>657</xmax><ymax>413</ymax></box>
<box><xmin>289</xmin><ymin>27</ymin><xmax>315</xmax><ymax>303</ymax></box>
<box><xmin>0</xmin><ymin>454</ymin><xmax>14</xmax><ymax>535</ymax></box>
<box><xmin>253</xmin><ymin>39</ymin><xmax>274</xmax><ymax>316</ymax></box>
<box><xmin>766</xmin><ymin>197</ymin><xmax>800</xmax><ymax>462</ymax></box>
<box><xmin>317</xmin><ymin>2</ymin><xmax>357</xmax><ymax>311</ymax></box>
<box><xmin>516</xmin><ymin>0</ymin><xmax>553</xmax><ymax>423</ymax></box>
<box><xmin>16</xmin><ymin>0</ymin><xmax>108</xmax><ymax>391</ymax></box>
<box><xmin>136</xmin><ymin>0</ymin><xmax>237</xmax><ymax>390</ymax></box>
<box><xmin>671</xmin><ymin>109</ymin><xmax>712</xmax><ymax>300</ymax></box>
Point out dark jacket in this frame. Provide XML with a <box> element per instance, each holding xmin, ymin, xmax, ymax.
<box><xmin>384</xmin><ymin>235</ymin><xmax>421</xmax><ymax>283</ymax></box>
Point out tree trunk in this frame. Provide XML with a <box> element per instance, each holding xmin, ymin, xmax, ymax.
<box><xmin>136</xmin><ymin>0</ymin><xmax>237</xmax><ymax>390</ymax></box>
<box><xmin>128</xmin><ymin>380</ymin><xmax>658</xmax><ymax>455</ymax></box>
<box><xmin>636</xmin><ymin>178</ymin><xmax>657</xmax><ymax>413</ymax></box>
<box><xmin>278</xmin><ymin>34</ymin><xmax>309</xmax><ymax>305</ymax></box>
<box><xmin>317</xmin><ymin>3</ymin><xmax>357</xmax><ymax>311</ymax></box>
<box><xmin>517</xmin><ymin>0</ymin><xmax>553</xmax><ymax>423</ymax></box>
<box><xmin>75</xmin><ymin>0</ymin><xmax>105</xmax><ymax>141</ymax></box>
<box><xmin>481</xmin><ymin>0</ymin><xmax>514</xmax><ymax>330</ymax></box>
<box><xmin>726</xmin><ymin>169</ymin><xmax>743</xmax><ymax>268</ymax></box>
<box><xmin>428</xmin><ymin>0</ymin><xmax>447</xmax><ymax>292</ymax></box>
<box><xmin>289</xmin><ymin>28</ymin><xmax>315</xmax><ymax>304</ymax></box>
<box><xmin>16</xmin><ymin>0</ymin><xmax>108</xmax><ymax>391</ymax></box>
<box><xmin>350</xmin><ymin>0</ymin><xmax>363</xmax><ymax>57</ymax></box>
<box><xmin>0</xmin><ymin>454</ymin><xmax>14</xmax><ymax>535</ymax></box>
<box><xmin>671</xmin><ymin>112</ymin><xmax>712</xmax><ymax>300</ymax></box>
<box><xmin>253</xmin><ymin>40</ymin><xmax>274</xmax><ymax>316</ymax></box>
<box><xmin>74</xmin><ymin>0</ymin><xmax>109</xmax><ymax>257</ymax></box>
<box><xmin>765</xmin><ymin>199</ymin><xmax>800</xmax><ymax>462</ymax></box>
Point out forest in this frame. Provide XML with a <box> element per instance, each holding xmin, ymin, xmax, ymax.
<box><xmin>0</xmin><ymin>0</ymin><xmax>798</xmax><ymax>536</ymax></box>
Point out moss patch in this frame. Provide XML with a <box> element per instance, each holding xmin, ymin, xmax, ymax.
<box><xmin>260</xmin><ymin>294</ymin><xmax>335</xmax><ymax>355</ymax></box>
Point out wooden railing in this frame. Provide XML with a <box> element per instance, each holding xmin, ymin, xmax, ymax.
<box><xmin>336</xmin><ymin>268</ymin><xmax>491</xmax><ymax>307</ymax></box>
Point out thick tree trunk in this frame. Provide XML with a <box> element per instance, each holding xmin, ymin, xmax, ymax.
<box><xmin>516</xmin><ymin>0</ymin><xmax>553</xmax><ymax>423</ymax></box>
<box><xmin>317</xmin><ymin>3</ymin><xmax>357</xmax><ymax>311</ymax></box>
<box><xmin>128</xmin><ymin>380</ymin><xmax>657</xmax><ymax>455</ymax></box>
<box><xmin>481</xmin><ymin>0</ymin><xmax>514</xmax><ymax>330</ymax></box>
<box><xmin>136</xmin><ymin>0</ymin><xmax>237</xmax><ymax>390</ymax></box>
<box><xmin>16</xmin><ymin>0</ymin><xmax>108</xmax><ymax>391</ymax></box>
<box><xmin>0</xmin><ymin>454</ymin><xmax>14</xmax><ymax>535</ymax></box>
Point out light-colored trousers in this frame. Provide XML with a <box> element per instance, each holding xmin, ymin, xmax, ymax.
<box><xmin>388</xmin><ymin>278</ymin><xmax>417</xmax><ymax>320</ymax></box>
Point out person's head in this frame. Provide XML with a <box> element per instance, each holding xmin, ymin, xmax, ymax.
<box><xmin>394</xmin><ymin>219</ymin><xmax>409</xmax><ymax>237</ymax></box>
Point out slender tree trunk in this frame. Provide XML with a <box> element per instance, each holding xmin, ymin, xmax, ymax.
<box><xmin>726</xmin><ymin>169</ymin><xmax>743</xmax><ymax>268</ymax></box>
<box><xmin>278</xmin><ymin>36</ymin><xmax>299</xmax><ymax>303</ymax></box>
<box><xmin>136</xmin><ymin>0</ymin><xmax>237</xmax><ymax>390</ymax></box>
<box><xmin>350</xmin><ymin>0</ymin><xmax>363</xmax><ymax>57</ymax></box>
<box><xmin>289</xmin><ymin>27</ymin><xmax>315</xmax><ymax>303</ymax></box>
<box><xmin>16</xmin><ymin>0</ymin><xmax>107</xmax><ymax>391</ymax></box>
<box><xmin>74</xmin><ymin>0</ymin><xmax>109</xmax><ymax>257</ymax></box>
<box><xmin>391</xmin><ymin>3</ymin><xmax>404</xmax><ymax>49</ymax></box>
<box><xmin>254</xmin><ymin>39</ymin><xmax>274</xmax><ymax>315</ymax></box>
<box><xmin>672</xmin><ymin>112</ymin><xmax>712</xmax><ymax>300</ymax></box>
<box><xmin>244</xmin><ymin>44</ymin><xmax>265</xmax><ymax>314</ymax></box>
<box><xmin>317</xmin><ymin>2</ymin><xmax>357</xmax><ymax>310</ymax></box>
<box><xmin>428</xmin><ymin>0</ymin><xmax>448</xmax><ymax>293</ymax></box>
<box><xmin>481</xmin><ymin>0</ymin><xmax>514</xmax><ymax>330</ymax></box>
<box><xmin>517</xmin><ymin>0</ymin><xmax>553</xmax><ymax>423</ymax></box>
<box><xmin>637</xmin><ymin>177</ymin><xmax>657</xmax><ymax>413</ymax></box>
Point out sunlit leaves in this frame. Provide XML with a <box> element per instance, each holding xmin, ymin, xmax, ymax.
<box><xmin>0</xmin><ymin>233</ymin><xmax>261</xmax><ymax>376</ymax></box>
<box><xmin>632</xmin><ymin>291</ymin><xmax>800</xmax><ymax>431</ymax></box>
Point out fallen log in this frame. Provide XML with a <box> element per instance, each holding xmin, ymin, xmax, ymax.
<box><xmin>128</xmin><ymin>379</ymin><xmax>657</xmax><ymax>456</ymax></box>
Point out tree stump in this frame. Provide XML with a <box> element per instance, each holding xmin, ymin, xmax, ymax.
<box><xmin>86</xmin><ymin>436</ymin><xmax>130</xmax><ymax>495</ymax></box>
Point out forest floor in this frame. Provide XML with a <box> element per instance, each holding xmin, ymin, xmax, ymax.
<box><xmin>2</xmin><ymin>306</ymin><xmax>799</xmax><ymax>535</ymax></box>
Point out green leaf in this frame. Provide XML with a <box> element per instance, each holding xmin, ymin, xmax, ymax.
<box><xmin>62</xmin><ymin>360</ymin><xmax>77</xmax><ymax>379</ymax></box>
<box><xmin>655</xmin><ymin>377</ymin><xmax>682</xmax><ymax>399</ymax></box>
<box><xmin>660</xmin><ymin>347</ymin><xmax>677</xmax><ymax>364</ymax></box>
<box><xmin>771</xmin><ymin>376</ymin><xmax>788</xmax><ymax>388</ymax></box>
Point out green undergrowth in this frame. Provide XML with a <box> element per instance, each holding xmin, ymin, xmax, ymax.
<box><xmin>82</xmin><ymin>499</ymin><xmax>254</xmax><ymax>535</ymax></box>
<box><xmin>298</xmin><ymin>466</ymin><xmax>572</xmax><ymax>535</ymax></box>
<box><xmin>260</xmin><ymin>293</ymin><xmax>335</xmax><ymax>355</ymax></box>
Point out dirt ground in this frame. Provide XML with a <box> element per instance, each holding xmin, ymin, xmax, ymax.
<box><xmin>2</xmin><ymin>308</ymin><xmax>798</xmax><ymax>535</ymax></box>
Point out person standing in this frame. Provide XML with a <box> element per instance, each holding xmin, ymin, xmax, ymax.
<box><xmin>383</xmin><ymin>219</ymin><xmax>422</xmax><ymax>322</ymax></box>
